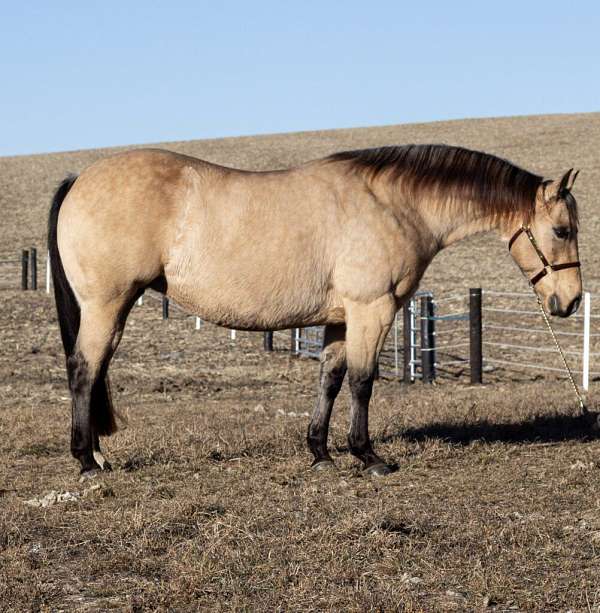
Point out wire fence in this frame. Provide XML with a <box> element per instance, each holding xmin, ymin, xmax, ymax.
<box><xmin>480</xmin><ymin>290</ymin><xmax>599</xmax><ymax>387</ymax></box>
<box><xmin>116</xmin><ymin>287</ymin><xmax>600</xmax><ymax>389</ymax></box>
<box><xmin>291</xmin><ymin>288</ymin><xmax>598</xmax><ymax>389</ymax></box>
<box><xmin>0</xmin><ymin>252</ymin><xmax>23</xmax><ymax>290</ymax></box>
<box><xmin>0</xmin><ymin>248</ymin><xmax>43</xmax><ymax>291</ymax></box>
<box><xmin>16</xmin><ymin>245</ymin><xmax>600</xmax><ymax>388</ymax></box>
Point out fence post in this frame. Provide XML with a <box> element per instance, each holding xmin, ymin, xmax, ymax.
<box><xmin>21</xmin><ymin>250</ymin><xmax>29</xmax><ymax>290</ymax></box>
<box><xmin>582</xmin><ymin>291</ymin><xmax>591</xmax><ymax>391</ymax></box>
<box><xmin>393</xmin><ymin>312</ymin><xmax>399</xmax><ymax>377</ymax></box>
<box><xmin>420</xmin><ymin>295</ymin><xmax>435</xmax><ymax>383</ymax></box>
<box><xmin>264</xmin><ymin>331</ymin><xmax>273</xmax><ymax>351</ymax></box>
<box><xmin>29</xmin><ymin>248</ymin><xmax>37</xmax><ymax>290</ymax></box>
<box><xmin>403</xmin><ymin>302</ymin><xmax>412</xmax><ymax>383</ymax></box>
<box><xmin>46</xmin><ymin>251</ymin><xmax>51</xmax><ymax>293</ymax></box>
<box><xmin>162</xmin><ymin>296</ymin><xmax>169</xmax><ymax>319</ymax></box>
<box><xmin>290</xmin><ymin>328</ymin><xmax>301</xmax><ymax>354</ymax></box>
<box><xmin>469</xmin><ymin>288</ymin><xmax>483</xmax><ymax>384</ymax></box>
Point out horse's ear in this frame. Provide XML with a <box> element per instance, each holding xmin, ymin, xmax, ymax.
<box><xmin>566</xmin><ymin>169</ymin><xmax>580</xmax><ymax>191</ymax></box>
<box><xmin>543</xmin><ymin>169</ymin><xmax>577</xmax><ymax>203</ymax></box>
<box><xmin>558</xmin><ymin>168</ymin><xmax>574</xmax><ymax>194</ymax></box>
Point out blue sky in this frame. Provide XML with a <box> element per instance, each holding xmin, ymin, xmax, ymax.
<box><xmin>1</xmin><ymin>1</ymin><xmax>598</xmax><ymax>156</ymax></box>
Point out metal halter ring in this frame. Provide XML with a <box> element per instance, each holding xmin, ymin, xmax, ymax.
<box><xmin>508</xmin><ymin>226</ymin><xmax>581</xmax><ymax>286</ymax></box>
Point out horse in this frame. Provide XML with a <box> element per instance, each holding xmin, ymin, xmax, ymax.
<box><xmin>47</xmin><ymin>144</ymin><xmax>582</xmax><ymax>478</ymax></box>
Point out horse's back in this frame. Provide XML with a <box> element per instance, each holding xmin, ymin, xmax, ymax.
<box><xmin>57</xmin><ymin>149</ymin><xmax>343</xmax><ymax>327</ymax></box>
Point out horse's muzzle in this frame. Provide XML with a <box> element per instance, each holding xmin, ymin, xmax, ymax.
<box><xmin>548</xmin><ymin>293</ymin><xmax>581</xmax><ymax>318</ymax></box>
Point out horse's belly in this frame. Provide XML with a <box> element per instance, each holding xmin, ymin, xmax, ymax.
<box><xmin>164</xmin><ymin>265</ymin><xmax>342</xmax><ymax>331</ymax></box>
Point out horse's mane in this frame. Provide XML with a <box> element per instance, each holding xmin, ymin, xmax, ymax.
<box><xmin>327</xmin><ymin>144</ymin><xmax>547</xmax><ymax>224</ymax></box>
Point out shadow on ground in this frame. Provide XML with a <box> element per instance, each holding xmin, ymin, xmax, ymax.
<box><xmin>387</xmin><ymin>411</ymin><xmax>600</xmax><ymax>446</ymax></box>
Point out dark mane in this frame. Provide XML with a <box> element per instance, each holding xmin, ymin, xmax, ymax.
<box><xmin>328</xmin><ymin>144</ymin><xmax>546</xmax><ymax>223</ymax></box>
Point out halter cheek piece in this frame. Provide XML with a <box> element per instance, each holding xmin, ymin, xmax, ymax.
<box><xmin>508</xmin><ymin>226</ymin><xmax>581</xmax><ymax>286</ymax></box>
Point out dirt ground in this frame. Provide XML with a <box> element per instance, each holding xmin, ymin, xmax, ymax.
<box><xmin>2</xmin><ymin>114</ymin><xmax>600</xmax><ymax>611</ymax></box>
<box><xmin>2</xmin><ymin>289</ymin><xmax>600</xmax><ymax>611</ymax></box>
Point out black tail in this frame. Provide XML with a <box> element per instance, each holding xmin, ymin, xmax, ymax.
<box><xmin>48</xmin><ymin>176</ymin><xmax>117</xmax><ymax>435</ymax></box>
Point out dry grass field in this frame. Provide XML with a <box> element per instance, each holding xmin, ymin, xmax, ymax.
<box><xmin>1</xmin><ymin>113</ymin><xmax>600</xmax><ymax>611</ymax></box>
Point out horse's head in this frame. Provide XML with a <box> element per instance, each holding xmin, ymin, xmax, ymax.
<box><xmin>508</xmin><ymin>169</ymin><xmax>582</xmax><ymax>317</ymax></box>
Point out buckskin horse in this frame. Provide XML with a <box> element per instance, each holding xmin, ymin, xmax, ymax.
<box><xmin>48</xmin><ymin>144</ymin><xmax>582</xmax><ymax>477</ymax></box>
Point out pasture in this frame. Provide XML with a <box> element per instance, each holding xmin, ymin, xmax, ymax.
<box><xmin>1</xmin><ymin>113</ymin><xmax>600</xmax><ymax>610</ymax></box>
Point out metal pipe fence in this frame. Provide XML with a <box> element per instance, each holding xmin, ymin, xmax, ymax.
<box><xmin>28</xmin><ymin>253</ymin><xmax>600</xmax><ymax>388</ymax></box>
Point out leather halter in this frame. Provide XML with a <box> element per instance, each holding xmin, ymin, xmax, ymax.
<box><xmin>508</xmin><ymin>226</ymin><xmax>581</xmax><ymax>286</ymax></box>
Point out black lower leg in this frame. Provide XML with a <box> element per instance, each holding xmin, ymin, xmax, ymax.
<box><xmin>67</xmin><ymin>352</ymin><xmax>100</xmax><ymax>473</ymax></box>
<box><xmin>307</xmin><ymin>361</ymin><xmax>346</xmax><ymax>465</ymax></box>
<box><xmin>348</xmin><ymin>370</ymin><xmax>387</xmax><ymax>469</ymax></box>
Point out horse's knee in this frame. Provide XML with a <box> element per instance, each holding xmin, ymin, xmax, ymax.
<box><xmin>66</xmin><ymin>352</ymin><xmax>90</xmax><ymax>395</ymax></box>
<box><xmin>348</xmin><ymin>370</ymin><xmax>375</xmax><ymax>405</ymax></box>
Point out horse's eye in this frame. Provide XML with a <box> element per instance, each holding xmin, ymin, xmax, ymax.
<box><xmin>553</xmin><ymin>227</ymin><xmax>570</xmax><ymax>240</ymax></box>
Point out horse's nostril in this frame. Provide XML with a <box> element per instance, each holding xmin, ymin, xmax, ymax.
<box><xmin>548</xmin><ymin>294</ymin><xmax>560</xmax><ymax>315</ymax></box>
<box><xmin>569</xmin><ymin>295</ymin><xmax>582</xmax><ymax>316</ymax></box>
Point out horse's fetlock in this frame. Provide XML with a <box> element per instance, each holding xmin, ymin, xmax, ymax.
<box><xmin>348</xmin><ymin>433</ymin><xmax>371</xmax><ymax>457</ymax></box>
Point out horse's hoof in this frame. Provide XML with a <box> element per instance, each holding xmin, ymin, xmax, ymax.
<box><xmin>364</xmin><ymin>463</ymin><xmax>392</xmax><ymax>478</ymax></box>
<box><xmin>101</xmin><ymin>460</ymin><xmax>113</xmax><ymax>472</ymax></box>
<box><xmin>79</xmin><ymin>468</ymin><xmax>100</xmax><ymax>482</ymax></box>
<box><xmin>311</xmin><ymin>459</ymin><xmax>336</xmax><ymax>472</ymax></box>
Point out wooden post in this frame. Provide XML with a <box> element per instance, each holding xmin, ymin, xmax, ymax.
<box><xmin>469</xmin><ymin>288</ymin><xmax>483</xmax><ymax>384</ymax></box>
<box><xmin>21</xmin><ymin>250</ymin><xmax>28</xmax><ymax>290</ymax></box>
<box><xmin>29</xmin><ymin>248</ymin><xmax>37</xmax><ymax>290</ymax></box>
<box><xmin>402</xmin><ymin>302</ymin><xmax>412</xmax><ymax>383</ymax></box>
<box><xmin>420</xmin><ymin>295</ymin><xmax>435</xmax><ymax>383</ymax></box>
<box><xmin>264</xmin><ymin>331</ymin><xmax>273</xmax><ymax>351</ymax></box>
<box><xmin>162</xmin><ymin>296</ymin><xmax>169</xmax><ymax>320</ymax></box>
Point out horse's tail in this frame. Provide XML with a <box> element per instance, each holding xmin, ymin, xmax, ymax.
<box><xmin>48</xmin><ymin>175</ymin><xmax>117</xmax><ymax>435</ymax></box>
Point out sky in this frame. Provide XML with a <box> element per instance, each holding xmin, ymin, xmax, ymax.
<box><xmin>1</xmin><ymin>1</ymin><xmax>599</xmax><ymax>156</ymax></box>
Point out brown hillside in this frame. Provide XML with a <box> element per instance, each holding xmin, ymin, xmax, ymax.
<box><xmin>1</xmin><ymin>112</ymin><xmax>599</xmax><ymax>292</ymax></box>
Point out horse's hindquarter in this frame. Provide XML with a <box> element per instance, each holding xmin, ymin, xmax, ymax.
<box><xmin>164</xmin><ymin>165</ymin><xmax>342</xmax><ymax>329</ymax></box>
<box><xmin>57</xmin><ymin>149</ymin><xmax>185</xmax><ymax>305</ymax></box>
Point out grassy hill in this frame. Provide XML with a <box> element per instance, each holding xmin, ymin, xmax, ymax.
<box><xmin>1</xmin><ymin>112</ymin><xmax>599</xmax><ymax>292</ymax></box>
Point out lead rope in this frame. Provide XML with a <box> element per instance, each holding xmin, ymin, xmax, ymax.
<box><xmin>533</xmin><ymin>289</ymin><xmax>587</xmax><ymax>415</ymax></box>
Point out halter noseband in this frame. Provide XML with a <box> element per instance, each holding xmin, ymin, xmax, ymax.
<box><xmin>508</xmin><ymin>226</ymin><xmax>581</xmax><ymax>286</ymax></box>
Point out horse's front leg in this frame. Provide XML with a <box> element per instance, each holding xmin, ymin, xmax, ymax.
<box><xmin>344</xmin><ymin>294</ymin><xmax>396</xmax><ymax>476</ymax></box>
<box><xmin>307</xmin><ymin>324</ymin><xmax>346</xmax><ymax>471</ymax></box>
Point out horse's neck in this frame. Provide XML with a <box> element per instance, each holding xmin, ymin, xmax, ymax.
<box><xmin>440</xmin><ymin>212</ymin><xmax>498</xmax><ymax>247</ymax></box>
<box><xmin>409</xmin><ymin>194</ymin><xmax>500</xmax><ymax>250</ymax></box>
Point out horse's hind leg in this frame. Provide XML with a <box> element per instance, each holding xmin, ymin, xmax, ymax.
<box><xmin>307</xmin><ymin>324</ymin><xmax>346</xmax><ymax>470</ymax></box>
<box><xmin>344</xmin><ymin>294</ymin><xmax>396</xmax><ymax>476</ymax></box>
<box><xmin>68</xmin><ymin>298</ymin><xmax>128</xmax><ymax>476</ymax></box>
